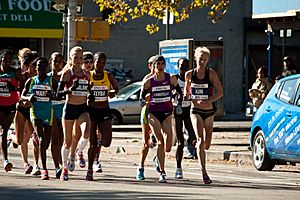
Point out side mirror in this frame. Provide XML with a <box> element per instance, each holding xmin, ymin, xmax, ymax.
<box><xmin>129</xmin><ymin>94</ymin><xmax>138</xmax><ymax>101</ymax></box>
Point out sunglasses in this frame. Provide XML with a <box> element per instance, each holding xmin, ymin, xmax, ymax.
<box><xmin>84</xmin><ymin>60</ymin><xmax>93</xmax><ymax>64</ymax></box>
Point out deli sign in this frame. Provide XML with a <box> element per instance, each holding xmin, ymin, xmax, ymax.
<box><xmin>0</xmin><ymin>0</ymin><xmax>63</xmax><ymax>38</ymax></box>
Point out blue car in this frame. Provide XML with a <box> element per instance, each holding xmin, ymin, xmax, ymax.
<box><xmin>250</xmin><ymin>74</ymin><xmax>300</xmax><ymax>171</ymax></box>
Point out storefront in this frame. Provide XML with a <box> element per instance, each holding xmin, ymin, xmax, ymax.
<box><xmin>0</xmin><ymin>0</ymin><xmax>63</xmax><ymax>58</ymax></box>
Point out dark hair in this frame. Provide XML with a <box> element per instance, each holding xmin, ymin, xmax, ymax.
<box><xmin>22</xmin><ymin>52</ymin><xmax>38</xmax><ymax>66</ymax></box>
<box><xmin>177</xmin><ymin>57</ymin><xmax>188</xmax><ymax>67</ymax></box>
<box><xmin>283</xmin><ymin>56</ymin><xmax>293</xmax><ymax>62</ymax></box>
<box><xmin>258</xmin><ymin>67</ymin><xmax>268</xmax><ymax>77</ymax></box>
<box><xmin>94</xmin><ymin>52</ymin><xmax>107</xmax><ymax>61</ymax></box>
<box><xmin>50</xmin><ymin>52</ymin><xmax>63</xmax><ymax>59</ymax></box>
<box><xmin>0</xmin><ymin>49</ymin><xmax>14</xmax><ymax>60</ymax></box>
<box><xmin>33</xmin><ymin>57</ymin><xmax>48</xmax><ymax>68</ymax></box>
<box><xmin>153</xmin><ymin>55</ymin><xmax>165</xmax><ymax>65</ymax></box>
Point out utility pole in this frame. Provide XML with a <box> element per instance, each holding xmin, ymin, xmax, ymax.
<box><xmin>166</xmin><ymin>0</ymin><xmax>170</xmax><ymax>40</ymax></box>
<box><xmin>67</xmin><ymin>0</ymin><xmax>77</xmax><ymax>59</ymax></box>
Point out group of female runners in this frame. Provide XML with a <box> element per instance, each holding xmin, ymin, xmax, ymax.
<box><xmin>137</xmin><ymin>47</ymin><xmax>223</xmax><ymax>184</ymax></box>
<box><xmin>0</xmin><ymin>46</ymin><xmax>223</xmax><ymax>184</ymax></box>
<box><xmin>0</xmin><ymin>46</ymin><xmax>118</xmax><ymax>181</ymax></box>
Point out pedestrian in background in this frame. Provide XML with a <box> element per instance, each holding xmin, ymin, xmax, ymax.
<box><xmin>282</xmin><ymin>56</ymin><xmax>299</xmax><ymax>77</ymax></box>
<box><xmin>184</xmin><ymin>47</ymin><xmax>223</xmax><ymax>184</ymax></box>
<box><xmin>249</xmin><ymin>66</ymin><xmax>273</xmax><ymax>108</ymax></box>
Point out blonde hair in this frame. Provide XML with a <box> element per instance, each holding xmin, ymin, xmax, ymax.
<box><xmin>69</xmin><ymin>46</ymin><xmax>83</xmax><ymax>59</ymax></box>
<box><xmin>61</xmin><ymin>46</ymin><xmax>83</xmax><ymax>73</ymax></box>
<box><xmin>18</xmin><ymin>48</ymin><xmax>31</xmax><ymax>63</ymax></box>
<box><xmin>194</xmin><ymin>47</ymin><xmax>210</xmax><ymax>58</ymax></box>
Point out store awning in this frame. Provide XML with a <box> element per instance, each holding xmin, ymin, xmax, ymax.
<box><xmin>0</xmin><ymin>0</ymin><xmax>63</xmax><ymax>38</ymax></box>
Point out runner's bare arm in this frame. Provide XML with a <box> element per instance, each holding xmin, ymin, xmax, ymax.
<box><xmin>184</xmin><ymin>70</ymin><xmax>192</xmax><ymax>100</ymax></box>
<box><xmin>108</xmin><ymin>72</ymin><xmax>119</xmax><ymax>96</ymax></box>
<box><xmin>209</xmin><ymin>69</ymin><xmax>223</xmax><ymax>103</ymax></box>
<box><xmin>20</xmin><ymin>78</ymin><xmax>32</xmax><ymax>101</ymax></box>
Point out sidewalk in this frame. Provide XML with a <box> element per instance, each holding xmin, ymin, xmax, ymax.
<box><xmin>112</xmin><ymin>120</ymin><xmax>253</xmax><ymax>163</ymax></box>
<box><xmin>112</xmin><ymin>121</ymin><xmax>252</xmax><ymax>132</ymax></box>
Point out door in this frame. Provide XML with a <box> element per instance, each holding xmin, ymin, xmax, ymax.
<box><xmin>123</xmin><ymin>90</ymin><xmax>142</xmax><ymax>123</ymax></box>
<box><xmin>285</xmin><ymin>79</ymin><xmax>300</xmax><ymax>156</ymax></box>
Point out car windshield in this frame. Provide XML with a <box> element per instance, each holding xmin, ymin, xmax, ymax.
<box><xmin>116</xmin><ymin>83</ymin><xmax>141</xmax><ymax>99</ymax></box>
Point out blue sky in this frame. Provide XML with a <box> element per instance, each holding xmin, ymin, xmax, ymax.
<box><xmin>253</xmin><ymin>0</ymin><xmax>300</xmax><ymax>14</ymax></box>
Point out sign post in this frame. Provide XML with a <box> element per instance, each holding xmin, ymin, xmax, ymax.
<box><xmin>66</xmin><ymin>0</ymin><xmax>77</xmax><ymax>59</ymax></box>
<box><xmin>266</xmin><ymin>23</ymin><xmax>273</xmax><ymax>78</ymax></box>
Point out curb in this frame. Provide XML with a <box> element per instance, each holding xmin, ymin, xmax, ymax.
<box><xmin>112</xmin><ymin>127</ymin><xmax>251</xmax><ymax>132</ymax></box>
<box><xmin>206</xmin><ymin>150</ymin><xmax>252</xmax><ymax>162</ymax></box>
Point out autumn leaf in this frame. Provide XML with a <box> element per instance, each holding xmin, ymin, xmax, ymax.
<box><xmin>95</xmin><ymin>0</ymin><xmax>230</xmax><ymax>34</ymax></box>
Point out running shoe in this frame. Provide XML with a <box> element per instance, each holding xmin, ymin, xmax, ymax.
<box><xmin>3</xmin><ymin>160</ymin><xmax>13</xmax><ymax>172</ymax></box>
<box><xmin>77</xmin><ymin>151</ymin><xmax>86</xmax><ymax>168</ymax></box>
<box><xmin>136</xmin><ymin>167</ymin><xmax>145</xmax><ymax>180</ymax></box>
<box><xmin>175</xmin><ymin>168</ymin><xmax>183</xmax><ymax>179</ymax></box>
<box><xmin>7</xmin><ymin>131</ymin><xmax>18</xmax><ymax>148</ymax></box>
<box><xmin>12</xmin><ymin>142</ymin><xmax>18</xmax><ymax>149</ymax></box>
<box><xmin>159</xmin><ymin>172</ymin><xmax>167</xmax><ymax>183</ymax></box>
<box><xmin>93</xmin><ymin>161</ymin><xmax>102</xmax><ymax>173</ymax></box>
<box><xmin>68</xmin><ymin>156</ymin><xmax>75</xmax><ymax>172</ymax></box>
<box><xmin>184</xmin><ymin>154</ymin><xmax>195</xmax><ymax>159</ymax></box>
<box><xmin>203</xmin><ymin>174</ymin><xmax>212</xmax><ymax>184</ymax></box>
<box><xmin>149</xmin><ymin>133</ymin><xmax>157</xmax><ymax>149</ymax></box>
<box><xmin>31</xmin><ymin>166</ymin><xmax>41</xmax><ymax>176</ymax></box>
<box><xmin>86</xmin><ymin>169</ymin><xmax>93</xmax><ymax>181</ymax></box>
<box><xmin>24</xmin><ymin>163</ymin><xmax>33</xmax><ymax>174</ymax></box>
<box><xmin>153</xmin><ymin>156</ymin><xmax>161</xmax><ymax>173</ymax></box>
<box><xmin>41</xmin><ymin>170</ymin><xmax>49</xmax><ymax>180</ymax></box>
<box><xmin>55</xmin><ymin>167</ymin><xmax>62</xmax><ymax>179</ymax></box>
<box><xmin>60</xmin><ymin>167</ymin><xmax>69</xmax><ymax>181</ymax></box>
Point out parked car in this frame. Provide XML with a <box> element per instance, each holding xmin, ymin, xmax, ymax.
<box><xmin>109</xmin><ymin>81</ymin><xmax>142</xmax><ymax>124</ymax></box>
<box><xmin>250</xmin><ymin>74</ymin><xmax>300</xmax><ymax>171</ymax></box>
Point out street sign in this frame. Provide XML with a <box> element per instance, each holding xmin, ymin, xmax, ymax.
<box><xmin>76</xmin><ymin>5</ymin><xmax>83</xmax><ymax>15</ymax></box>
<box><xmin>49</xmin><ymin>2</ymin><xmax>67</xmax><ymax>13</ymax></box>
<box><xmin>49</xmin><ymin>2</ymin><xmax>83</xmax><ymax>15</ymax></box>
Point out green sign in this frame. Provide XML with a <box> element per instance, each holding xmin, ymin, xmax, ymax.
<box><xmin>0</xmin><ymin>0</ymin><xmax>63</xmax><ymax>38</ymax></box>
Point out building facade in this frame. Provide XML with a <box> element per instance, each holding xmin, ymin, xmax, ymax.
<box><xmin>1</xmin><ymin>0</ymin><xmax>300</xmax><ymax>115</ymax></box>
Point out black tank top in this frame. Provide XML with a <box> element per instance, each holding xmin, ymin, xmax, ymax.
<box><xmin>190</xmin><ymin>68</ymin><xmax>214</xmax><ymax>100</ymax></box>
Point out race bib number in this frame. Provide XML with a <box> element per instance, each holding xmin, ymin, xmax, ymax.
<box><xmin>191</xmin><ymin>83</ymin><xmax>209</xmax><ymax>100</ymax></box>
<box><xmin>92</xmin><ymin>86</ymin><xmax>108</xmax><ymax>102</ymax></box>
<box><xmin>72</xmin><ymin>79</ymin><xmax>89</xmax><ymax>97</ymax></box>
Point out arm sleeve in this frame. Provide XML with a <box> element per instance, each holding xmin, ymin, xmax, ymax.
<box><xmin>140</xmin><ymin>88</ymin><xmax>149</xmax><ymax>100</ymax></box>
<box><xmin>56</xmin><ymin>81</ymin><xmax>69</xmax><ymax>98</ymax></box>
<box><xmin>174</xmin><ymin>84</ymin><xmax>183</xmax><ymax>103</ymax></box>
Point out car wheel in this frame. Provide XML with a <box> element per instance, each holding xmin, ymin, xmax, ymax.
<box><xmin>110</xmin><ymin>110</ymin><xmax>123</xmax><ymax>125</ymax></box>
<box><xmin>252</xmin><ymin>130</ymin><xmax>275</xmax><ymax>171</ymax></box>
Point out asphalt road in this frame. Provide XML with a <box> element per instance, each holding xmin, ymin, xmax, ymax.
<box><xmin>0</xmin><ymin>130</ymin><xmax>299</xmax><ymax>200</ymax></box>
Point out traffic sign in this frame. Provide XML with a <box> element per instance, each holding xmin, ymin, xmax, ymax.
<box><xmin>49</xmin><ymin>2</ymin><xmax>83</xmax><ymax>15</ymax></box>
<box><xmin>76</xmin><ymin>5</ymin><xmax>83</xmax><ymax>15</ymax></box>
<box><xmin>49</xmin><ymin>2</ymin><xmax>67</xmax><ymax>13</ymax></box>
